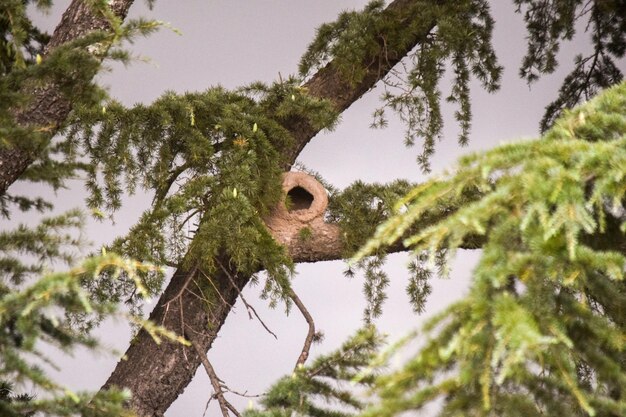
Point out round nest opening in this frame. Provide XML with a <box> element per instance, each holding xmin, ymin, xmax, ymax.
<box><xmin>267</xmin><ymin>171</ymin><xmax>328</xmax><ymax>223</ymax></box>
<box><xmin>287</xmin><ymin>186</ymin><xmax>314</xmax><ymax>212</ymax></box>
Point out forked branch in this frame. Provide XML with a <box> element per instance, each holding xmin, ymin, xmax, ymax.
<box><xmin>191</xmin><ymin>339</ymin><xmax>242</xmax><ymax>417</ymax></box>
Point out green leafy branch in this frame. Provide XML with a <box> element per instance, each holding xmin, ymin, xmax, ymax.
<box><xmin>355</xmin><ymin>81</ymin><xmax>626</xmax><ymax>416</ymax></box>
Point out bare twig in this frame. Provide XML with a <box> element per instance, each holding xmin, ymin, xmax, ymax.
<box><xmin>289</xmin><ymin>288</ymin><xmax>316</xmax><ymax>370</ymax></box>
<box><xmin>162</xmin><ymin>264</ymin><xmax>198</xmax><ymax>308</ymax></box>
<box><xmin>179</xmin><ymin>297</ymin><xmax>188</xmax><ymax>361</ymax></box>
<box><xmin>222</xmin><ymin>388</ymin><xmax>262</xmax><ymax>399</ymax></box>
<box><xmin>225</xmin><ymin>402</ymin><xmax>242</xmax><ymax>417</ymax></box>
<box><xmin>216</xmin><ymin>259</ymin><xmax>278</xmax><ymax>339</ymax></box>
<box><xmin>179</xmin><ymin>208</ymin><xmax>202</xmax><ymax>230</ymax></box>
<box><xmin>202</xmin><ymin>397</ymin><xmax>213</xmax><ymax>417</ymax></box>
<box><xmin>197</xmin><ymin>268</ymin><xmax>232</xmax><ymax>307</ymax></box>
<box><xmin>191</xmin><ymin>339</ymin><xmax>241</xmax><ymax>417</ymax></box>
<box><xmin>161</xmin><ymin>264</ymin><xmax>199</xmax><ymax>325</ymax></box>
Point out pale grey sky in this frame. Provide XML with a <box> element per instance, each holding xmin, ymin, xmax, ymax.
<box><xmin>17</xmin><ymin>1</ymin><xmax>618</xmax><ymax>416</ymax></box>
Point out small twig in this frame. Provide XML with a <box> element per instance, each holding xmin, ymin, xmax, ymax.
<box><xmin>225</xmin><ymin>402</ymin><xmax>242</xmax><ymax>417</ymax></box>
<box><xmin>199</xmin><ymin>380</ymin><xmax>261</xmax><ymax>417</ymax></box>
<box><xmin>179</xmin><ymin>297</ymin><xmax>188</xmax><ymax>361</ymax></box>
<box><xmin>183</xmin><ymin>285</ymin><xmax>212</xmax><ymax>304</ymax></box>
<box><xmin>289</xmin><ymin>288</ymin><xmax>316</xmax><ymax>370</ymax></box>
<box><xmin>244</xmin><ymin>301</ymin><xmax>278</xmax><ymax>339</ymax></box>
<box><xmin>179</xmin><ymin>208</ymin><xmax>202</xmax><ymax>230</ymax></box>
<box><xmin>308</xmin><ymin>342</ymin><xmax>362</xmax><ymax>379</ymax></box>
<box><xmin>191</xmin><ymin>339</ymin><xmax>241</xmax><ymax>417</ymax></box>
<box><xmin>216</xmin><ymin>259</ymin><xmax>278</xmax><ymax>339</ymax></box>
<box><xmin>124</xmin><ymin>286</ymin><xmax>137</xmax><ymax>303</ymax></box>
<box><xmin>222</xmin><ymin>388</ymin><xmax>262</xmax><ymax>399</ymax></box>
<box><xmin>202</xmin><ymin>396</ymin><xmax>213</xmax><ymax>417</ymax></box>
<box><xmin>161</xmin><ymin>264</ymin><xmax>198</xmax><ymax>325</ymax></box>
<box><xmin>162</xmin><ymin>264</ymin><xmax>198</xmax><ymax>308</ymax></box>
<box><xmin>197</xmin><ymin>268</ymin><xmax>232</xmax><ymax>307</ymax></box>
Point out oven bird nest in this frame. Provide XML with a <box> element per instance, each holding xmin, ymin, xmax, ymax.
<box><xmin>264</xmin><ymin>172</ymin><xmax>339</xmax><ymax>255</ymax></box>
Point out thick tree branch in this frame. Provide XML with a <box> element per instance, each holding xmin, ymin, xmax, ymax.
<box><xmin>283</xmin><ymin>0</ymin><xmax>437</xmax><ymax>166</ymax></box>
<box><xmin>102</xmin><ymin>1</ymin><xmax>446</xmax><ymax>416</ymax></box>
<box><xmin>102</xmin><ymin>214</ymin><xmax>482</xmax><ymax>416</ymax></box>
<box><xmin>0</xmin><ymin>0</ymin><xmax>135</xmax><ymax>196</ymax></box>
<box><xmin>102</xmin><ymin>256</ymin><xmax>246</xmax><ymax>417</ymax></box>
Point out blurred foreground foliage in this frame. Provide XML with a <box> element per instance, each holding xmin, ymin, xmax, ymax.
<box><xmin>356</xmin><ymin>81</ymin><xmax>626</xmax><ymax>417</ymax></box>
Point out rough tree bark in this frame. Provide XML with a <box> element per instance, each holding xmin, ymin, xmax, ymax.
<box><xmin>0</xmin><ymin>0</ymin><xmax>135</xmax><ymax>195</ymax></box>
<box><xmin>101</xmin><ymin>1</ymin><xmax>443</xmax><ymax>416</ymax></box>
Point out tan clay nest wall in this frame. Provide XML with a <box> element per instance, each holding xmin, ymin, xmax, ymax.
<box><xmin>269</xmin><ymin>172</ymin><xmax>328</xmax><ymax>223</ymax></box>
<box><xmin>264</xmin><ymin>172</ymin><xmax>341</xmax><ymax>258</ymax></box>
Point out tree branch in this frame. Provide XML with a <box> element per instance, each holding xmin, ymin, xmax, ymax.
<box><xmin>191</xmin><ymin>339</ymin><xmax>241</xmax><ymax>417</ymax></box>
<box><xmin>283</xmin><ymin>0</ymin><xmax>439</xmax><ymax>166</ymax></box>
<box><xmin>0</xmin><ymin>0</ymin><xmax>135</xmax><ymax>195</ymax></box>
<box><xmin>289</xmin><ymin>288</ymin><xmax>316</xmax><ymax>370</ymax></box>
<box><xmin>216</xmin><ymin>258</ymin><xmax>278</xmax><ymax>339</ymax></box>
<box><xmin>101</xmin><ymin>1</ymin><xmax>448</xmax><ymax>415</ymax></box>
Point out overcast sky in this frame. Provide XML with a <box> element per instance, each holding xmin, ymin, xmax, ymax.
<box><xmin>18</xmin><ymin>1</ymin><xmax>621</xmax><ymax>416</ymax></box>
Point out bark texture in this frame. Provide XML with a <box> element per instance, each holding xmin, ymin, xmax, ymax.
<box><xmin>102</xmin><ymin>1</ymin><xmax>441</xmax><ymax>415</ymax></box>
<box><xmin>283</xmin><ymin>0</ymin><xmax>436</xmax><ymax>166</ymax></box>
<box><xmin>0</xmin><ymin>0</ymin><xmax>135</xmax><ymax>195</ymax></box>
<box><xmin>102</xmin><ymin>257</ymin><xmax>245</xmax><ymax>417</ymax></box>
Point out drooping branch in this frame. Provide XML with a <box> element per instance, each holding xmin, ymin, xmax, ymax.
<box><xmin>0</xmin><ymin>0</ymin><xmax>135</xmax><ymax>195</ymax></box>
<box><xmin>283</xmin><ymin>0</ymin><xmax>440</xmax><ymax>166</ymax></box>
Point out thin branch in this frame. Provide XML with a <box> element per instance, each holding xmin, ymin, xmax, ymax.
<box><xmin>308</xmin><ymin>341</ymin><xmax>365</xmax><ymax>379</ymax></box>
<box><xmin>152</xmin><ymin>162</ymin><xmax>190</xmax><ymax>206</ymax></box>
<box><xmin>197</xmin><ymin>268</ymin><xmax>232</xmax><ymax>307</ymax></box>
<box><xmin>225</xmin><ymin>402</ymin><xmax>242</xmax><ymax>417</ymax></box>
<box><xmin>222</xmin><ymin>388</ymin><xmax>262</xmax><ymax>399</ymax></box>
<box><xmin>289</xmin><ymin>288</ymin><xmax>316</xmax><ymax>370</ymax></box>
<box><xmin>179</xmin><ymin>297</ymin><xmax>188</xmax><ymax>361</ymax></box>
<box><xmin>179</xmin><ymin>207</ymin><xmax>202</xmax><ymax>230</ymax></box>
<box><xmin>161</xmin><ymin>264</ymin><xmax>198</xmax><ymax>325</ymax></box>
<box><xmin>162</xmin><ymin>263</ymin><xmax>198</xmax><ymax>308</ymax></box>
<box><xmin>202</xmin><ymin>396</ymin><xmax>213</xmax><ymax>417</ymax></box>
<box><xmin>183</xmin><ymin>284</ymin><xmax>213</xmax><ymax>304</ymax></box>
<box><xmin>191</xmin><ymin>339</ymin><xmax>241</xmax><ymax>417</ymax></box>
<box><xmin>216</xmin><ymin>258</ymin><xmax>278</xmax><ymax>339</ymax></box>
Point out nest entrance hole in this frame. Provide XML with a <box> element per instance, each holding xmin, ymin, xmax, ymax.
<box><xmin>287</xmin><ymin>186</ymin><xmax>314</xmax><ymax>212</ymax></box>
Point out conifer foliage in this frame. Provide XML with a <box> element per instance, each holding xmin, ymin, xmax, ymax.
<box><xmin>0</xmin><ymin>229</ymin><xmax>161</xmax><ymax>416</ymax></box>
<box><xmin>301</xmin><ymin>0</ymin><xmax>502</xmax><ymax>171</ymax></box>
<box><xmin>0</xmin><ymin>0</ymin><xmax>160</xmax><ymax>196</ymax></box>
<box><xmin>1</xmin><ymin>0</ymin><xmax>625</xmax><ymax>417</ymax></box>
<box><xmin>64</xmin><ymin>79</ymin><xmax>338</xmax><ymax>314</ymax></box>
<box><xmin>244</xmin><ymin>327</ymin><xmax>384</xmax><ymax>417</ymax></box>
<box><xmin>357</xmin><ymin>82</ymin><xmax>626</xmax><ymax>416</ymax></box>
<box><xmin>515</xmin><ymin>0</ymin><xmax>626</xmax><ymax>131</ymax></box>
<box><xmin>0</xmin><ymin>2</ymin><xmax>179</xmax><ymax>415</ymax></box>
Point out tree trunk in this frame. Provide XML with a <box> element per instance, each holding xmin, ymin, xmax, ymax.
<box><xmin>102</xmin><ymin>1</ymin><xmax>442</xmax><ymax>415</ymax></box>
<box><xmin>0</xmin><ymin>0</ymin><xmax>135</xmax><ymax>195</ymax></box>
<box><xmin>102</xmin><ymin>256</ymin><xmax>245</xmax><ymax>417</ymax></box>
